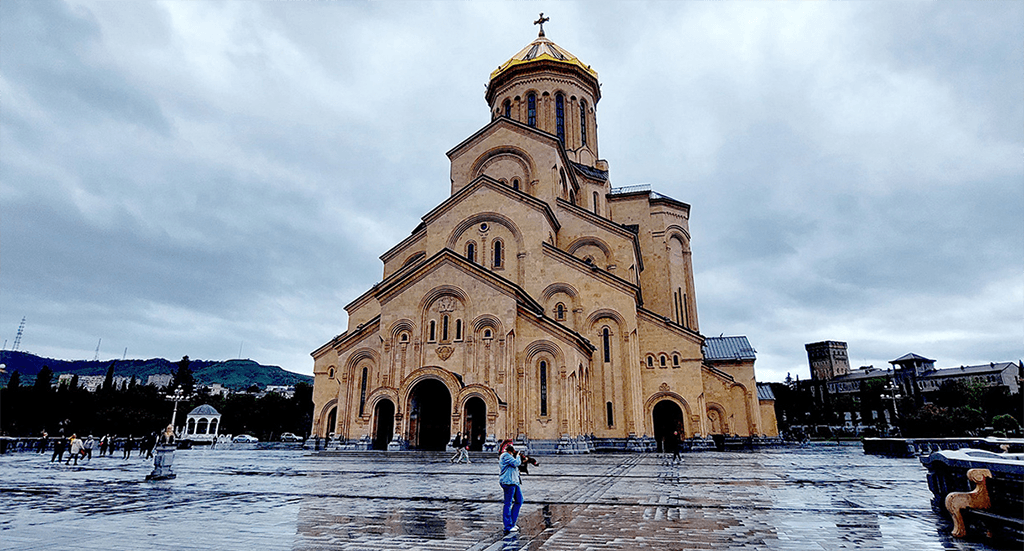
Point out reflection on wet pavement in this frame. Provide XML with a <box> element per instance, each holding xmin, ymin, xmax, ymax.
<box><xmin>0</xmin><ymin>444</ymin><xmax>1008</xmax><ymax>550</ymax></box>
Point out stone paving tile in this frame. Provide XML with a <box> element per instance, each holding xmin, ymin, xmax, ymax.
<box><xmin>0</xmin><ymin>445</ymin><xmax>1012</xmax><ymax>550</ymax></box>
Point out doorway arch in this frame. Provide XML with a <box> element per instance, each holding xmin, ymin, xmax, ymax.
<box><xmin>372</xmin><ymin>399</ymin><xmax>395</xmax><ymax>450</ymax></box>
<box><xmin>407</xmin><ymin>379</ymin><xmax>451</xmax><ymax>450</ymax></box>
<box><xmin>652</xmin><ymin>400</ymin><xmax>684</xmax><ymax>452</ymax></box>
<box><xmin>462</xmin><ymin>397</ymin><xmax>486</xmax><ymax>451</ymax></box>
<box><xmin>325</xmin><ymin>406</ymin><xmax>337</xmax><ymax>438</ymax></box>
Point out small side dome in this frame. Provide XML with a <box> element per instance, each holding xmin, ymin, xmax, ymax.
<box><xmin>188</xmin><ymin>404</ymin><xmax>220</xmax><ymax>416</ymax></box>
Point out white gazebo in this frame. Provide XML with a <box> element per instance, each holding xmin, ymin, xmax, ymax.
<box><xmin>183</xmin><ymin>404</ymin><xmax>221</xmax><ymax>444</ymax></box>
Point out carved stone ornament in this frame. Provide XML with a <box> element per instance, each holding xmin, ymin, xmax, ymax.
<box><xmin>659</xmin><ymin>382</ymin><xmax>671</xmax><ymax>392</ymax></box>
<box><xmin>437</xmin><ymin>296</ymin><xmax>456</xmax><ymax>313</ymax></box>
<box><xmin>436</xmin><ymin>345</ymin><xmax>454</xmax><ymax>360</ymax></box>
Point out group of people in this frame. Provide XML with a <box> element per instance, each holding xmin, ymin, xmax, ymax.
<box><xmin>449</xmin><ymin>433</ymin><xmax>471</xmax><ymax>463</ymax></box>
<box><xmin>39</xmin><ymin>431</ymin><xmax>164</xmax><ymax>463</ymax></box>
<box><xmin>44</xmin><ymin>433</ymin><xmax>95</xmax><ymax>465</ymax></box>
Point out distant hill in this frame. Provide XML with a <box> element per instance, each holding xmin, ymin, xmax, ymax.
<box><xmin>0</xmin><ymin>350</ymin><xmax>312</xmax><ymax>390</ymax></box>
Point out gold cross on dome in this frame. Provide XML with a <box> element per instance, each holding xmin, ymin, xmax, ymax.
<box><xmin>534</xmin><ymin>13</ymin><xmax>550</xmax><ymax>37</ymax></box>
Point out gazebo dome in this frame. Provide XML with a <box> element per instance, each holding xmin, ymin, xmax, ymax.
<box><xmin>184</xmin><ymin>404</ymin><xmax>222</xmax><ymax>444</ymax></box>
<box><xmin>188</xmin><ymin>404</ymin><xmax>220</xmax><ymax>416</ymax></box>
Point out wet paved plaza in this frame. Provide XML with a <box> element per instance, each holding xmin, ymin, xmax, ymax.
<box><xmin>0</xmin><ymin>443</ymin><xmax>1011</xmax><ymax>550</ymax></box>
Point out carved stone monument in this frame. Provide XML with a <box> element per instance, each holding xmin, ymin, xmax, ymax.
<box><xmin>146</xmin><ymin>425</ymin><xmax>177</xmax><ymax>481</ymax></box>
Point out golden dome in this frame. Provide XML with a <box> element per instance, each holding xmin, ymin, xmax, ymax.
<box><xmin>489</xmin><ymin>35</ymin><xmax>598</xmax><ymax>82</ymax></box>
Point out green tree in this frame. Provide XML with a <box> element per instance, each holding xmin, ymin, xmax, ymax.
<box><xmin>33</xmin><ymin>365</ymin><xmax>53</xmax><ymax>392</ymax></box>
<box><xmin>102</xmin><ymin>362</ymin><xmax>115</xmax><ymax>393</ymax></box>
<box><xmin>172</xmin><ymin>356</ymin><xmax>195</xmax><ymax>395</ymax></box>
<box><xmin>992</xmin><ymin>414</ymin><xmax>1020</xmax><ymax>436</ymax></box>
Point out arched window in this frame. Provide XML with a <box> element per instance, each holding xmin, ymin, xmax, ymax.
<box><xmin>455</xmin><ymin>319</ymin><xmax>463</xmax><ymax>341</ymax></box>
<box><xmin>580</xmin><ymin>100</ymin><xmax>588</xmax><ymax>146</ymax></box>
<box><xmin>555</xmin><ymin>303</ymin><xmax>566</xmax><ymax>321</ymax></box>
<box><xmin>593</xmin><ymin>191</ymin><xmax>599</xmax><ymax>215</ymax></box>
<box><xmin>187</xmin><ymin>418</ymin><xmax>196</xmax><ymax>434</ymax></box>
<box><xmin>673</xmin><ymin>354</ymin><xmax>680</xmax><ymax>367</ymax></box>
<box><xmin>442</xmin><ymin>315</ymin><xmax>450</xmax><ymax>342</ymax></box>
<box><xmin>400</xmin><ymin>332</ymin><xmax>409</xmax><ymax>343</ymax></box>
<box><xmin>539</xmin><ymin>360</ymin><xmax>548</xmax><ymax>416</ymax></box>
<box><xmin>359</xmin><ymin>367</ymin><xmax>368</xmax><ymax>416</ymax></box>
<box><xmin>602</xmin><ymin>327</ymin><xmax>611</xmax><ymax>363</ymax></box>
<box><xmin>503</xmin><ymin>99</ymin><xmax>511</xmax><ymax>118</ymax></box>
<box><xmin>527</xmin><ymin>93</ymin><xmax>536</xmax><ymax>127</ymax></box>
<box><xmin>512</xmin><ymin>178</ymin><xmax>519</xmax><ymax>191</ymax></box>
<box><xmin>197</xmin><ymin>418</ymin><xmax>209</xmax><ymax>434</ymax></box>
<box><xmin>493</xmin><ymin>240</ymin><xmax>503</xmax><ymax>268</ymax></box>
<box><xmin>555</xmin><ymin>93</ymin><xmax>565</xmax><ymax>143</ymax></box>
<box><xmin>660</xmin><ymin>355</ymin><xmax>667</xmax><ymax>368</ymax></box>
<box><xmin>484</xmin><ymin>328</ymin><xmax>492</xmax><ymax>339</ymax></box>
<box><xmin>646</xmin><ymin>356</ymin><xmax>653</xmax><ymax>367</ymax></box>
<box><xmin>606</xmin><ymin>401</ymin><xmax>614</xmax><ymax>427</ymax></box>
<box><xmin>328</xmin><ymin>367</ymin><xmax>335</xmax><ymax>379</ymax></box>
<box><xmin>466</xmin><ymin>242</ymin><xmax>476</xmax><ymax>263</ymax></box>
<box><xmin>429</xmin><ymin>320</ymin><xmax>436</xmax><ymax>342</ymax></box>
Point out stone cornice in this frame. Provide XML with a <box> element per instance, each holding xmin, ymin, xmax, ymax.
<box><xmin>379</xmin><ymin>224</ymin><xmax>426</xmax><ymax>265</ymax></box>
<box><xmin>637</xmin><ymin>307</ymin><xmax>703</xmax><ymax>343</ymax></box>
<box><xmin>372</xmin><ymin>249</ymin><xmax>545</xmax><ymax>317</ymax></box>
<box><xmin>422</xmin><ymin>174</ymin><xmax>560</xmax><ymax>233</ymax></box>
<box><xmin>555</xmin><ymin>197</ymin><xmax>645</xmax><ymax>273</ymax></box>
<box><xmin>541</xmin><ymin>241</ymin><xmax>642</xmax><ymax>305</ymax></box>
<box><xmin>445</xmin><ymin>117</ymin><xmax>582</xmax><ymax>193</ymax></box>
<box><xmin>517</xmin><ymin>303</ymin><xmax>597</xmax><ymax>357</ymax></box>
<box><xmin>314</xmin><ymin>315</ymin><xmax>381</xmax><ymax>357</ymax></box>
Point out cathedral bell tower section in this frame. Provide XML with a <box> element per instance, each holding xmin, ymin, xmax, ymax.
<box><xmin>485</xmin><ymin>28</ymin><xmax>602</xmax><ymax>169</ymax></box>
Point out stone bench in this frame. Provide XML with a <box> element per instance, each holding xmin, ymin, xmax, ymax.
<box><xmin>945</xmin><ymin>467</ymin><xmax>1024</xmax><ymax>545</ymax></box>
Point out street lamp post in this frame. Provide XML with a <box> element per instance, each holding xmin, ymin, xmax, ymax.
<box><xmin>147</xmin><ymin>386</ymin><xmax>187</xmax><ymax>481</ymax></box>
<box><xmin>883</xmin><ymin>380</ymin><xmax>903</xmax><ymax>435</ymax></box>
<box><xmin>168</xmin><ymin>386</ymin><xmax>187</xmax><ymax>431</ymax></box>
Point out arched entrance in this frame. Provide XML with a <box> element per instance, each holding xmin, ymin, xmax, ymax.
<box><xmin>372</xmin><ymin>399</ymin><xmax>395</xmax><ymax>450</ymax></box>
<box><xmin>462</xmin><ymin>397</ymin><xmax>486</xmax><ymax>451</ymax></box>
<box><xmin>407</xmin><ymin>379</ymin><xmax>451</xmax><ymax>450</ymax></box>
<box><xmin>325</xmin><ymin>406</ymin><xmax>337</xmax><ymax>438</ymax></box>
<box><xmin>652</xmin><ymin>400</ymin><xmax>684</xmax><ymax>452</ymax></box>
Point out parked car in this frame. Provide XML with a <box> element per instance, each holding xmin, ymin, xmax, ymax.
<box><xmin>279</xmin><ymin>432</ymin><xmax>303</xmax><ymax>442</ymax></box>
<box><xmin>232</xmin><ymin>434</ymin><xmax>258</xmax><ymax>443</ymax></box>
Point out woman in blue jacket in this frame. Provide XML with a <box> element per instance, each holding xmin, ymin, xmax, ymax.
<box><xmin>498</xmin><ymin>439</ymin><xmax>523</xmax><ymax>534</ymax></box>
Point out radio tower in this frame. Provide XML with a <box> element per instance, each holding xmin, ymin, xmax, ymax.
<box><xmin>12</xmin><ymin>317</ymin><xmax>26</xmax><ymax>351</ymax></box>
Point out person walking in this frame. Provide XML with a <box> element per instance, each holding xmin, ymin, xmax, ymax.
<box><xmin>498</xmin><ymin>439</ymin><xmax>524</xmax><ymax>535</ymax></box>
<box><xmin>66</xmin><ymin>434</ymin><xmax>84</xmax><ymax>465</ymax></box>
<box><xmin>670</xmin><ymin>430</ymin><xmax>682</xmax><ymax>463</ymax></box>
<box><xmin>144</xmin><ymin>432</ymin><xmax>156</xmax><ymax>459</ymax></box>
<box><xmin>84</xmin><ymin>435</ymin><xmax>95</xmax><ymax>460</ymax></box>
<box><xmin>450</xmin><ymin>433</ymin><xmax>463</xmax><ymax>463</ymax></box>
<box><xmin>50</xmin><ymin>436</ymin><xmax>67</xmax><ymax>463</ymax></box>
<box><xmin>38</xmin><ymin>431</ymin><xmax>49</xmax><ymax>454</ymax></box>
<box><xmin>123</xmin><ymin>435</ymin><xmax>134</xmax><ymax>459</ymax></box>
<box><xmin>458</xmin><ymin>433</ymin><xmax>471</xmax><ymax>463</ymax></box>
<box><xmin>99</xmin><ymin>435</ymin><xmax>109</xmax><ymax>456</ymax></box>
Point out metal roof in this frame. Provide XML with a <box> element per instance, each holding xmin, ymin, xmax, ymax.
<box><xmin>890</xmin><ymin>352</ymin><xmax>935</xmax><ymax>363</ymax></box>
<box><xmin>920</xmin><ymin>362</ymin><xmax>1017</xmax><ymax>379</ymax></box>
<box><xmin>756</xmin><ymin>383</ymin><xmax>776</xmax><ymax>401</ymax></box>
<box><xmin>703</xmin><ymin>336</ymin><xmax>756</xmax><ymax>361</ymax></box>
<box><xmin>188</xmin><ymin>404</ymin><xmax>221</xmax><ymax>416</ymax></box>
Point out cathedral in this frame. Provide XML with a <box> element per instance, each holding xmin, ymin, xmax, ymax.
<box><xmin>310</xmin><ymin>20</ymin><xmax>778</xmax><ymax>452</ymax></box>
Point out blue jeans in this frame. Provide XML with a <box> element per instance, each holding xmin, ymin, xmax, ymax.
<box><xmin>500</xmin><ymin>483</ymin><xmax>523</xmax><ymax>531</ymax></box>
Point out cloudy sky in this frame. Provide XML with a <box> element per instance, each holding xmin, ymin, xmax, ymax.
<box><xmin>2</xmin><ymin>1</ymin><xmax>1021</xmax><ymax>383</ymax></box>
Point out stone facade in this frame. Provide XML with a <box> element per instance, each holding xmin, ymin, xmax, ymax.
<box><xmin>310</xmin><ymin>28</ymin><xmax>777</xmax><ymax>452</ymax></box>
